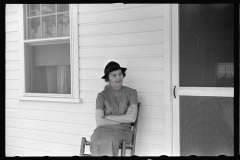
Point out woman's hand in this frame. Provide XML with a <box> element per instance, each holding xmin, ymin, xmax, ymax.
<box><xmin>95</xmin><ymin>109</ymin><xmax>121</xmax><ymax>126</ymax></box>
<box><xmin>104</xmin><ymin>105</ymin><xmax>138</xmax><ymax>123</ymax></box>
<box><xmin>126</xmin><ymin>105</ymin><xmax>134</xmax><ymax>114</ymax></box>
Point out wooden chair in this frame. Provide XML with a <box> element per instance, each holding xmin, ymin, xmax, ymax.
<box><xmin>80</xmin><ymin>102</ymin><xmax>141</xmax><ymax>157</ymax></box>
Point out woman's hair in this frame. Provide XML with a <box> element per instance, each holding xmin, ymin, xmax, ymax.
<box><xmin>103</xmin><ymin>70</ymin><xmax>126</xmax><ymax>82</ymax></box>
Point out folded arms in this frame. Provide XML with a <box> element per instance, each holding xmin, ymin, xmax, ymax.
<box><xmin>95</xmin><ymin>104</ymin><xmax>138</xmax><ymax>127</ymax></box>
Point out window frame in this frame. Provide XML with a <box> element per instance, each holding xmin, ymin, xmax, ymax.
<box><xmin>18</xmin><ymin>4</ymin><xmax>81</xmax><ymax>103</ymax></box>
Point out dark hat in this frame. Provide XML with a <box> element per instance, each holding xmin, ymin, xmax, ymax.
<box><xmin>101</xmin><ymin>61</ymin><xmax>127</xmax><ymax>79</ymax></box>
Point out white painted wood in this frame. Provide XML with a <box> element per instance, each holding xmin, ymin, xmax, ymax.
<box><xmin>135</xmin><ymin>142</ymin><xmax>165</xmax><ymax>156</ymax></box>
<box><xmin>6</xmin><ymin>137</ymin><xmax>79</xmax><ymax>156</ymax></box>
<box><xmin>18</xmin><ymin>96</ymin><xmax>81</xmax><ymax>103</ymax></box>
<box><xmin>138</xmin><ymin>118</ymin><xmax>164</xmax><ymax>132</ymax></box>
<box><xmin>5</xmin><ymin>12</ymin><xmax>19</xmax><ymax>23</ymax></box>
<box><xmin>6</xmin><ymin>99</ymin><xmax>83</xmax><ymax>113</ymax></box>
<box><xmin>70</xmin><ymin>4</ymin><xmax>80</xmax><ymax>102</ymax></box>
<box><xmin>138</xmin><ymin>106</ymin><xmax>164</xmax><ymax>119</ymax></box>
<box><xmin>5</xmin><ymin>22</ymin><xmax>18</xmax><ymax>33</ymax></box>
<box><xmin>5</xmin><ymin>90</ymin><xmax>19</xmax><ymax>99</ymax></box>
<box><xmin>79</xmin><ymin>17</ymin><xmax>163</xmax><ymax>36</ymax></box>
<box><xmin>18</xmin><ymin>4</ymin><xmax>25</xmax><ymax>99</ymax></box>
<box><xmin>80</xmin><ymin>44</ymin><xmax>164</xmax><ymax>58</ymax></box>
<box><xmin>6</xmin><ymin>108</ymin><xmax>96</xmax><ymax>125</ymax></box>
<box><xmin>6</xmin><ymin>41</ymin><xmax>19</xmax><ymax>51</ymax></box>
<box><xmin>79</xmin><ymin>31</ymin><xmax>163</xmax><ymax>47</ymax></box>
<box><xmin>6</xmin><ymin>80</ymin><xmax>19</xmax><ymax>90</ymax></box>
<box><xmin>176</xmin><ymin>87</ymin><xmax>234</xmax><ymax>97</ymax></box>
<box><xmin>5</xmin><ymin>61</ymin><xmax>19</xmax><ymax>71</ymax></box>
<box><xmin>6</xmin><ymin>32</ymin><xmax>19</xmax><ymax>42</ymax></box>
<box><xmin>6</xmin><ymin>71</ymin><xmax>19</xmax><ymax>80</ymax></box>
<box><xmin>6</xmin><ymin>4</ymin><xmax>168</xmax><ymax>156</ymax></box>
<box><xmin>6</xmin><ymin>127</ymin><xmax>83</xmax><ymax>146</ymax></box>
<box><xmin>5</xmin><ymin>4</ymin><xmax>19</xmax><ymax>13</ymax></box>
<box><xmin>163</xmin><ymin>4</ymin><xmax>173</xmax><ymax>156</ymax></box>
<box><xmin>6</xmin><ymin>118</ymin><xmax>96</xmax><ymax>136</ymax></box>
<box><xmin>6</xmin><ymin>51</ymin><xmax>19</xmax><ymax>61</ymax></box>
<box><xmin>6</xmin><ymin>146</ymin><xmax>65</xmax><ymax>156</ymax></box>
<box><xmin>136</xmin><ymin>131</ymin><xmax>165</xmax><ymax>145</ymax></box>
<box><xmin>171</xmin><ymin>4</ymin><xmax>180</xmax><ymax>156</ymax></box>
<box><xmin>78</xmin><ymin>4</ymin><xmax>152</xmax><ymax>14</ymax></box>
<box><xmin>79</xmin><ymin>5</ymin><xmax>163</xmax><ymax>24</ymax></box>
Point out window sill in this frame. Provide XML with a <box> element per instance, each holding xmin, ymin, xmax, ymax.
<box><xmin>18</xmin><ymin>96</ymin><xmax>82</xmax><ymax>103</ymax></box>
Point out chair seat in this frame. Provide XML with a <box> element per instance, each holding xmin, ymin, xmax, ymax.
<box><xmin>85</xmin><ymin>140</ymin><xmax>132</xmax><ymax>149</ymax></box>
<box><xmin>85</xmin><ymin>141</ymin><xmax>90</xmax><ymax>145</ymax></box>
<box><xmin>125</xmin><ymin>144</ymin><xmax>133</xmax><ymax>149</ymax></box>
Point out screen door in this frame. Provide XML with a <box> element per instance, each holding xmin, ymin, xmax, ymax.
<box><xmin>171</xmin><ymin>4</ymin><xmax>234</xmax><ymax>156</ymax></box>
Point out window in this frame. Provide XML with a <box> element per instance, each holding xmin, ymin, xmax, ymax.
<box><xmin>19</xmin><ymin>4</ymin><xmax>80</xmax><ymax>102</ymax></box>
<box><xmin>26</xmin><ymin>4</ymin><xmax>70</xmax><ymax>39</ymax></box>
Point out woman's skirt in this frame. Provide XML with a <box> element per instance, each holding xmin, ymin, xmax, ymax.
<box><xmin>90</xmin><ymin>124</ymin><xmax>133</xmax><ymax>156</ymax></box>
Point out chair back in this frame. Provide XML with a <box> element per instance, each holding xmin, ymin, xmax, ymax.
<box><xmin>130</xmin><ymin>102</ymin><xmax>141</xmax><ymax>154</ymax></box>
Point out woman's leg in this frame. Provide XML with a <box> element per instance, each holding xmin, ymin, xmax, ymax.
<box><xmin>90</xmin><ymin>127</ymin><xmax>133</xmax><ymax>156</ymax></box>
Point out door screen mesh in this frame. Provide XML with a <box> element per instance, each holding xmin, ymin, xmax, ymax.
<box><xmin>180</xmin><ymin>96</ymin><xmax>233</xmax><ymax>156</ymax></box>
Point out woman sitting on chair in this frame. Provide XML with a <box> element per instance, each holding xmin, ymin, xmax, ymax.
<box><xmin>90</xmin><ymin>61</ymin><xmax>138</xmax><ymax>156</ymax></box>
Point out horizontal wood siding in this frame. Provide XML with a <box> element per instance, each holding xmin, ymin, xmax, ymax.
<box><xmin>78</xmin><ymin>4</ymin><xmax>165</xmax><ymax>156</ymax></box>
<box><xmin>6</xmin><ymin>4</ymin><xmax>166</xmax><ymax>156</ymax></box>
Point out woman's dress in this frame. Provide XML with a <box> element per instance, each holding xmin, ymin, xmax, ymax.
<box><xmin>90</xmin><ymin>86</ymin><xmax>138</xmax><ymax>156</ymax></box>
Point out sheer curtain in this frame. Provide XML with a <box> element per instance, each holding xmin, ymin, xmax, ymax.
<box><xmin>34</xmin><ymin>65</ymin><xmax>71</xmax><ymax>94</ymax></box>
<box><xmin>56</xmin><ymin>65</ymin><xmax>71</xmax><ymax>94</ymax></box>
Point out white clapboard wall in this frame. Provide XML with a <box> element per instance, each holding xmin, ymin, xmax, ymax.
<box><xmin>6</xmin><ymin>4</ymin><xmax>167</xmax><ymax>156</ymax></box>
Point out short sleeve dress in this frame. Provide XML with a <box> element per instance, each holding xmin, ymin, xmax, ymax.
<box><xmin>90</xmin><ymin>85</ymin><xmax>138</xmax><ymax>156</ymax></box>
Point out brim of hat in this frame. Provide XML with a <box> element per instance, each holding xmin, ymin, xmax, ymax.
<box><xmin>101</xmin><ymin>67</ymin><xmax>127</xmax><ymax>79</ymax></box>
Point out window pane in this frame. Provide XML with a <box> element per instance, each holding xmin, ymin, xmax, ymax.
<box><xmin>57</xmin><ymin>13</ymin><xmax>70</xmax><ymax>37</ymax></box>
<box><xmin>28</xmin><ymin>17</ymin><xmax>41</xmax><ymax>39</ymax></box>
<box><xmin>42</xmin><ymin>15</ymin><xmax>56</xmax><ymax>38</ymax></box>
<box><xmin>25</xmin><ymin>43</ymin><xmax>71</xmax><ymax>94</ymax></box>
<box><xmin>42</xmin><ymin>4</ymin><xmax>56</xmax><ymax>14</ymax></box>
<box><xmin>57</xmin><ymin>4</ymin><xmax>69</xmax><ymax>12</ymax></box>
<box><xmin>32</xmin><ymin>65</ymin><xmax>71</xmax><ymax>94</ymax></box>
<box><xmin>179</xmin><ymin>4</ymin><xmax>234</xmax><ymax>87</ymax></box>
<box><xmin>28</xmin><ymin>4</ymin><xmax>40</xmax><ymax>17</ymax></box>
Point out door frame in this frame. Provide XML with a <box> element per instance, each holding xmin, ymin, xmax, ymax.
<box><xmin>171</xmin><ymin>4</ymin><xmax>234</xmax><ymax>156</ymax></box>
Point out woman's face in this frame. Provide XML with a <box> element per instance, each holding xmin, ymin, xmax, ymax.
<box><xmin>108</xmin><ymin>69</ymin><xmax>123</xmax><ymax>88</ymax></box>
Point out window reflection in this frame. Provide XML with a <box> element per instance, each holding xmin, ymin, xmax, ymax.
<box><xmin>42</xmin><ymin>4</ymin><xmax>56</xmax><ymax>14</ymax></box>
<box><xmin>180</xmin><ymin>4</ymin><xmax>234</xmax><ymax>87</ymax></box>
<box><xmin>216</xmin><ymin>63</ymin><xmax>234</xmax><ymax>79</ymax></box>
<box><xmin>26</xmin><ymin>4</ymin><xmax>69</xmax><ymax>39</ymax></box>
<box><xmin>28</xmin><ymin>17</ymin><xmax>41</xmax><ymax>39</ymax></box>
<box><xmin>57</xmin><ymin>13</ymin><xmax>70</xmax><ymax>37</ymax></box>
<box><xmin>28</xmin><ymin>4</ymin><xmax>40</xmax><ymax>17</ymax></box>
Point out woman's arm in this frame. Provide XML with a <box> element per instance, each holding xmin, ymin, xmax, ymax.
<box><xmin>95</xmin><ymin>109</ymin><xmax>121</xmax><ymax>127</ymax></box>
<box><xmin>104</xmin><ymin>104</ymin><xmax>138</xmax><ymax>123</ymax></box>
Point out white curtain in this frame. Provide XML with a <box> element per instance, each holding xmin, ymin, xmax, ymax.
<box><xmin>33</xmin><ymin>65</ymin><xmax>70</xmax><ymax>94</ymax></box>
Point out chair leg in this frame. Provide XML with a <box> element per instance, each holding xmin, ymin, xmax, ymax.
<box><xmin>121</xmin><ymin>141</ymin><xmax>126</xmax><ymax>156</ymax></box>
<box><xmin>80</xmin><ymin>137</ymin><xmax>86</xmax><ymax>156</ymax></box>
<box><xmin>131</xmin><ymin>146</ymin><xmax>135</xmax><ymax>156</ymax></box>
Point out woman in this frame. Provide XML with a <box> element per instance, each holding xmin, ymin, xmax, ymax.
<box><xmin>90</xmin><ymin>61</ymin><xmax>138</xmax><ymax>156</ymax></box>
